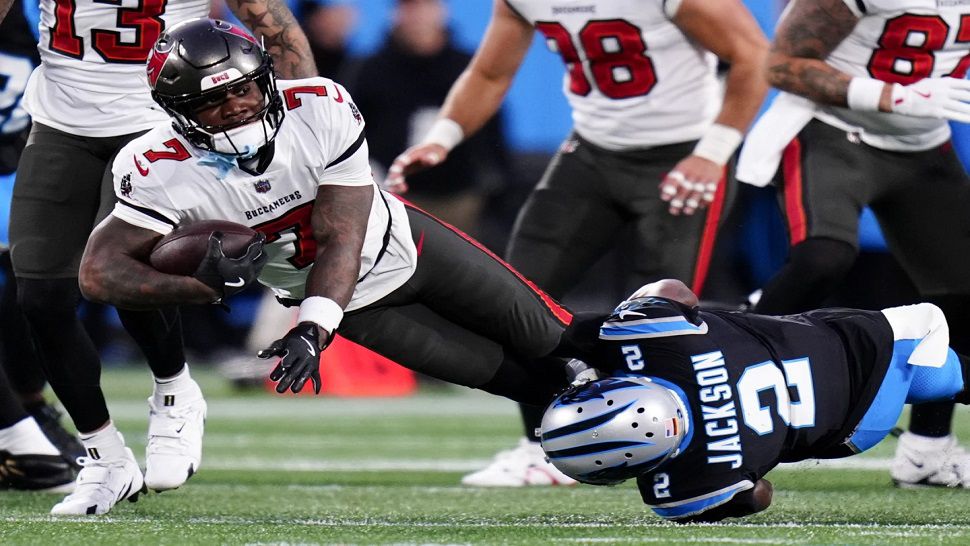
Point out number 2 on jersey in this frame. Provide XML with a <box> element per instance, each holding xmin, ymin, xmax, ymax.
<box><xmin>536</xmin><ymin>19</ymin><xmax>656</xmax><ymax>99</ymax></box>
<box><xmin>50</xmin><ymin>0</ymin><xmax>166</xmax><ymax>63</ymax></box>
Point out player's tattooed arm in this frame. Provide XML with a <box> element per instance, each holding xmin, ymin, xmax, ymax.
<box><xmin>301</xmin><ymin>183</ymin><xmax>373</xmax><ymax>340</ymax></box>
<box><xmin>0</xmin><ymin>0</ymin><xmax>14</xmax><ymax>25</ymax></box>
<box><xmin>767</xmin><ymin>0</ymin><xmax>859</xmax><ymax>106</ymax></box>
<box><xmin>80</xmin><ymin>217</ymin><xmax>222</xmax><ymax>309</ymax></box>
<box><xmin>225</xmin><ymin>0</ymin><xmax>317</xmax><ymax>79</ymax></box>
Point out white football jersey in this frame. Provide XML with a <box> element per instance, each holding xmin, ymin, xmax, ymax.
<box><xmin>814</xmin><ymin>0</ymin><xmax>970</xmax><ymax>150</ymax></box>
<box><xmin>110</xmin><ymin>78</ymin><xmax>418</xmax><ymax>311</ymax></box>
<box><xmin>508</xmin><ymin>0</ymin><xmax>719</xmax><ymax>150</ymax></box>
<box><xmin>24</xmin><ymin>0</ymin><xmax>210</xmax><ymax>136</ymax></box>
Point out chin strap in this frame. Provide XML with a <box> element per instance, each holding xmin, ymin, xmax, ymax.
<box><xmin>197</xmin><ymin>150</ymin><xmax>240</xmax><ymax>180</ymax></box>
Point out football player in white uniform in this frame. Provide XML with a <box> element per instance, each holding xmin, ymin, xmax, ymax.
<box><xmin>736</xmin><ymin>0</ymin><xmax>970</xmax><ymax>488</ymax></box>
<box><xmin>0</xmin><ymin>0</ymin><xmax>314</xmax><ymax>515</ymax></box>
<box><xmin>80</xmin><ymin>18</ymin><xmax>587</xmax><ymax>476</ymax></box>
<box><xmin>387</xmin><ymin>0</ymin><xmax>769</xmax><ymax>487</ymax></box>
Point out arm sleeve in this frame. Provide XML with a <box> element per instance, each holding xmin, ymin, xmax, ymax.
<box><xmin>638</xmin><ymin>468</ymin><xmax>754</xmax><ymax>520</ymax></box>
<box><xmin>305</xmin><ymin>80</ymin><xmax>374</xmax><ymax>187</ymax></box>
<box><xmin>109</xmin><ymin>153</ymin><xmax>182</xmax><ymax>235</ymax></box>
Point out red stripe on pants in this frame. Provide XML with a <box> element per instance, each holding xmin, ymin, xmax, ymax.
<box><xmin>690</xmin><ymin>166</ymin><xmax>728</xmax><ymax>296</ymax></box>
<box><xmin>781</xmin><ymin>138</ymin><xmax>808</xmax><ymax>245</ymax></box>
<box><xmin>397</xmin><ymin>197</ymin><xmax>573</xmax><ymax>326</ymax></box>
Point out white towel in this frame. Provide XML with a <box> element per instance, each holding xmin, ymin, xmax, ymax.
<box><xmin>736</xmin><ymin>92</ymin><xmax>818</xmax><ymax>187</ymax></box>
<box><xmin>880</xmin><ymin>303</ymin><xmax>950</xmax><ymax>368</ymax></box>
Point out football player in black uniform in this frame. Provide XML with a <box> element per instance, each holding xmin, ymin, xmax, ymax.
<box><xmin>540</xmin><ymin>279</ymin><xmax>969</xmax><ymax>522</ymax></box>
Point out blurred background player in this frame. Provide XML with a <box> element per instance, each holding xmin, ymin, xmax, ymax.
<box><xmin>342</xmin><ymin>0</ymin><xmax>511</xmax><ymax>239</ymax></box>
<box><xmin>0</xmin><ymin>0</ymin><xmax>315</xmax><ymax>515</ymax></box>
<box><xmin>389</xmin><ymin>0</ymin><xmax>768</xmax><ymax>486</ymax></box>
<box><xmin>0</xmin><ymin>0</ymin><xmax>82</xmax><ymax>492</ymax></box>
<box><xmin>737</xmin><ymin>0</ymin><xmax>970</xmax><ymax>488</ymax></box>
<box><xmin>302</xmin><ymin>0</ymin><xmax>358</xmax><ymax>78</ymax></box>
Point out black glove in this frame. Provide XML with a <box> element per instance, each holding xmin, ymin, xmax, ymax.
<box><xmin>258</xmin><ymin>322</ymin><xmax>330</xmax><ymax>394</ymax></box>
<box><xmin>194</xmin><ymin>231</ymin><xmax>268</xmax><ymax>302</ymax></box>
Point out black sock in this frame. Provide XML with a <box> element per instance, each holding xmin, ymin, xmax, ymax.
<box><xmin>908</xmin><ymin>402</ymin><xmax>955</xmax><ymax>437</ymax></box>
<box><xmin>116</xmin><ymin>307</ymin><xmax>186</xmax><ymax>379</ymax></box>
<box><xmin>0</xmin><ymin>364</ymin><xmax>28</xmax><ymax>428</ymax></box>
<box><xmin>519</xmin><ymin>403</ymin><xmax>545</xmax><ymax>442</ymax></box>
<box><xmin>17</xmin><ymin>277</ymin><xmax>108</xmax><ymax>433</ymax></box>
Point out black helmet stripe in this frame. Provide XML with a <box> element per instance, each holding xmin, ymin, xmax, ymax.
<box><xmin>544</xmin><ymin>440</ymin><xmax>655</xmax><ymax>460</ymax></box>
<box><xmin>540</xmin><ymin>400</ymin><xmax>636</xmax><ymax>442</ymax></box>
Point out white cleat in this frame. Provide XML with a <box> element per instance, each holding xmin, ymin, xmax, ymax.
<box><xmin>891</xmin><ymin>432</ymin><xmax>970</xmax><ymax>488</ymax></box>
<box><xmin>50</xmin><ymin>447</ymin><xmax>144</xmax><ymax>516</ymax></box>
<box><xmin>461</xmin><ymin>437</ymin><xmax>578</xmax><ymax>487</ymax></box>
<box><xmin>144</xmin><ymin>386</ymin><xmax>206</xmax><ymax>491</ymax></box>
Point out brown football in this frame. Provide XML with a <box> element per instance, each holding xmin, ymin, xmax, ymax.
<box><xmin>149</xmin><ymin>220</ymin><xmax>258</xmax><ymax>276</ymax></box>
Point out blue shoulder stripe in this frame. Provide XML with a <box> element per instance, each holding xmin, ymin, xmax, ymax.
<box><xmin>599</xmin><ymin>316</ymin><xmax>708</xmax><ymax>340</ymax></box>
<box><xmin>650</xmin><ymin>480</ymin><xmax>754</xmax><ymax>519</ymax></box>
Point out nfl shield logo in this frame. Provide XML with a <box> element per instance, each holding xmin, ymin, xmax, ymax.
<box><xmin>254</xmin><ymin>179</ymin><xmax>272</xmax><ymax>193</ymax></box>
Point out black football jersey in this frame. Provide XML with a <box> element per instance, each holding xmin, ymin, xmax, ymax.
<box><xmin>583</xmin><ymin>297</ymin><xmax>894</xmax><ymax>520</ymax></box>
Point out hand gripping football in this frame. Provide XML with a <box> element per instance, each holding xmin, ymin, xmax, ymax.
<box><xmin>149</xmin><ymin>220</ymin><xmax>259</xmax><ymax>276</ymax></box>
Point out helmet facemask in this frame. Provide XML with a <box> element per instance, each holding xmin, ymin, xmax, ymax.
<box><xmin>158</xmin><ymin>62</ymin><xmax>284</xmax><ymax>158</ymax></box>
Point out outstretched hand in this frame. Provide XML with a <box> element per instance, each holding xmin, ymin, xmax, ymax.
<box><xmin>384</xmin><ymin>143</ymin><xmax>449</xmax><ymax>193</ymax></box>
<box><xmin>258</xmin><ymin>322</ymin><xmax>330</xmax><ymax>394</ymax></box>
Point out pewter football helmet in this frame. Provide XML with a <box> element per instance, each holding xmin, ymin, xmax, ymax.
<box><xmin>539</xmin><ymin>376</ymin><xmax>689</xmax><ymax>485</ymax></box>
<box><xmin>147</xmin><ymin>18</ymin><xmax>284</xmax><ymax>157</ymax></box>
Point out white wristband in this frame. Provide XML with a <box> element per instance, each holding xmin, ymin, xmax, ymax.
<box><xmin>297</xmin><ymin>296</ymin><xmax>344</xmax><ymax>334</ymax></box>
<box><xmin>421</xmin><ymin>118</ymin><xmax>464</xmax><ymax>152</ymax></box>
<box><xmin>847</xmin><ymin>77</ymin><xmax>885</xmax><ymax>112</ymax></box>
<box><xmin>692</xmin><ymin>124</ymin><xmax>743</xmax><ymax>166</ymax></box>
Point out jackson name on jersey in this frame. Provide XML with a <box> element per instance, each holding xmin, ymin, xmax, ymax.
<box><xmin>110</xmin><ymin>77</ymin><xmax>418</xmax><ymax>310</ymax></box>
<box><xmin>507</xmin><ymin>0</ymin><xmax>719</xmax><ymax>150</ymax></box>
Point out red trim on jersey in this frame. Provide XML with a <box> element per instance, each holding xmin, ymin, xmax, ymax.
<box><xmin>689</xmin><ymin>167</ymin><xmax>727</xmax><ymax>296</ymax></box>
<box><xmin>781</xmin><ymin>138</ymin><xmax>808</xmax><ymax>245</ymax></box>
<box><xmin>396</xmin><ymin>196</ymin><xmax>573</xmax><ymax>326</ymax></box>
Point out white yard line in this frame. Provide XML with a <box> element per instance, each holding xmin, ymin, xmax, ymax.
<box><xmin>192</xmin><ymin>457</ymin><xmax>898</xmax><ymax>472</ymax></box>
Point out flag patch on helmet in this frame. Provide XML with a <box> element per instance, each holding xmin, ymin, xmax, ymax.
<box><xmin>665</xmin><ymin>417</ymin><xmax>679</xmax><ymax>438</ymax></box>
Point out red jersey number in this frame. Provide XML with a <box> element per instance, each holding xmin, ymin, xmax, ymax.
<box><xmin>253</xmin><ymin>202</ymin><xmax>317</xmax><ymax>269</ymax></box>
<box><xmin>50</xmin><ymin>0</ymin><xmax>167</xmax><ymax>63</ymax></box>
<box><xmin>868</xmin><ymin>14</ymin><xmax>970</xmax><ymax>84</ymax></box>
<box><xmin>536</xmin><ymin>19</ymin><xmax>656</xmax><ymax>99</ymax></box>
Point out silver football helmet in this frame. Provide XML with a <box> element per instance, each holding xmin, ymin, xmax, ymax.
<box><xmin>539</xmin><ymin>376</ymin><xmax>690</xmax><ymax>485</ymax></box>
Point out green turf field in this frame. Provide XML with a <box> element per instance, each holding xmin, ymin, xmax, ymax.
<box><xmin>3</xmin><ymin>367</ymin><xmax>970</xmax><ymax>545</ymax></box>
